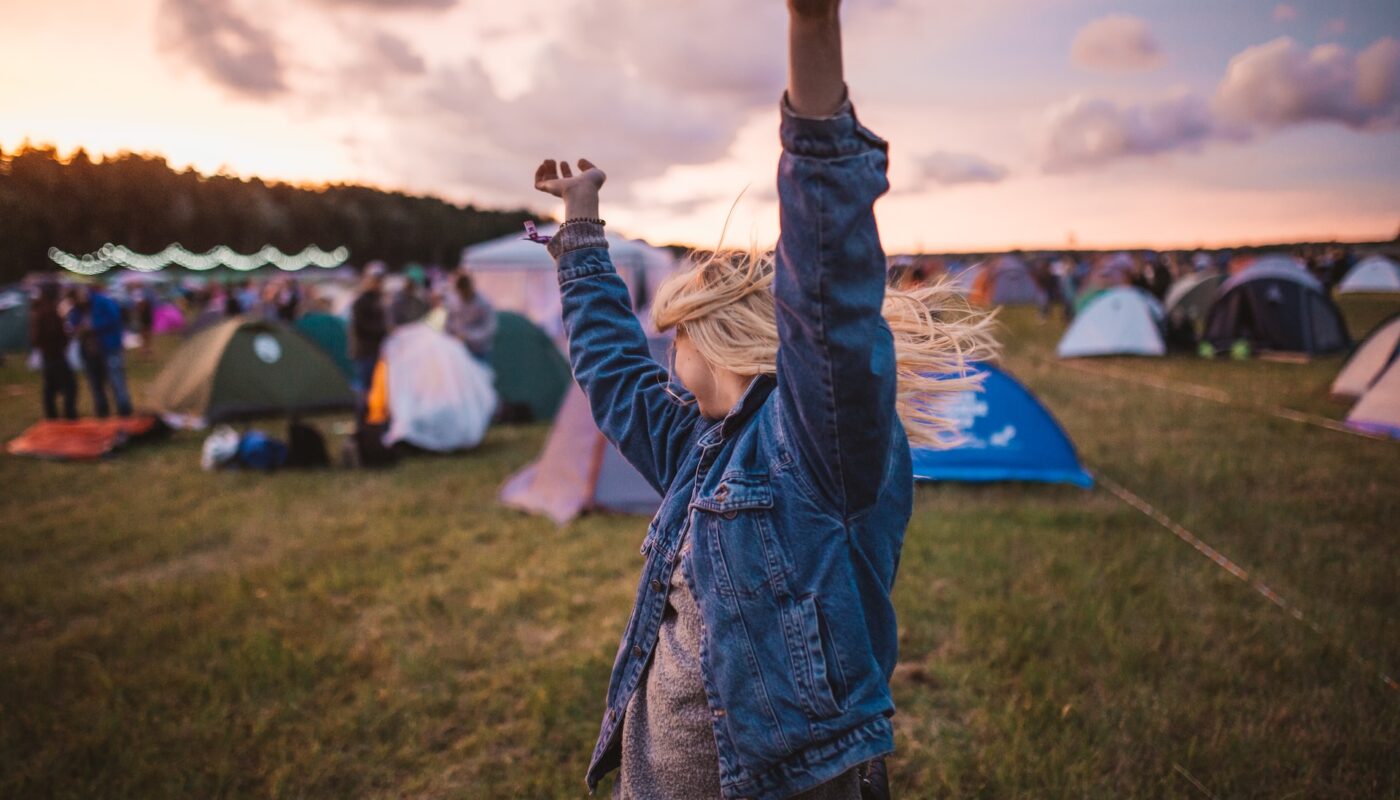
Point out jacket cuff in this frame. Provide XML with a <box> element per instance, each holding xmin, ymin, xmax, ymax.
<box><xmin>780</xmin><ymin>90</ymin><xmax>887</xmax><ymax>158</ymax></box>
<box><xmin>547</xmin><ymin>221</ymin><xmax>608</xmax><ymax>261</ymax></box>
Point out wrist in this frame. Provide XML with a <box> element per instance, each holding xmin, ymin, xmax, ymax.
<box><xmin>562</xmin><ymin>188</ymin><xmax>600</xmax><ymax>220</ymax></box>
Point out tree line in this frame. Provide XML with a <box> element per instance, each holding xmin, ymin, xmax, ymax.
<box><xmin>0</xmin><ymin>144</ymin><xmax>537</xmax><ymax>284</ymax></box>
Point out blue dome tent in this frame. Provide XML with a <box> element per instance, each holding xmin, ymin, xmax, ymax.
<box><xmin>912</xmin><ymin>364</ymin><xmax>1092</xmax><ymax>488</ymax></box>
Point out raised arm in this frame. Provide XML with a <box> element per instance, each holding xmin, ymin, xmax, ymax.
<box><xmin>535</xmin><ymin>159</ymin><xmax>701</xmax><ymax>494</ymax></box>
<box><xmin>774</xmin><ymin>0</ymin><xmax>897</xmax><ymax>516</ymax></box>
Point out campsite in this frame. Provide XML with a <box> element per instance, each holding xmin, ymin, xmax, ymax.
<box><xmin>5</xmin><ymin>1</ymin><xmax>1400</xmax><ymax>797</ymax></box>
<box><xmin>2</xmin><ymin>286</ymin><xmax>1397</xmax><ymax>797</ymax></box>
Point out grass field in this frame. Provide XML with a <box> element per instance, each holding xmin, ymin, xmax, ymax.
<box><xmin>2</xmin><ymin>296</ymin><xmax>1398</xmax><ymax>799</ymax></box>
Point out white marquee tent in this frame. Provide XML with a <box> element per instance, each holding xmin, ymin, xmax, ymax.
<box><xmin>461</xmin><ymin>224</ymin><xmax>678</xmax><ymax>338</ymax></box>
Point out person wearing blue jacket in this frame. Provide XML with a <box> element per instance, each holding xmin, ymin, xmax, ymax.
<box><xmin>67</xmin><ymin>284</ymin><xmax>133</xmax><ymax>417</ymax></box>
<box><xmin>533</xmin><ymin>2</ymin><xmax>996</xmax><ymax>798</ymax></box>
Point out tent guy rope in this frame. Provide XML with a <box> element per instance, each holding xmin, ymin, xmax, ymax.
<box><xmin>1056</xmin><ymin>359</ymin><xmax>1390</xmax><ymax>442</ymax></box>
<box><xmin>1094</xmin><ymin>470</ymin><xmax>1398</xmax><ymax>694</ymax></box>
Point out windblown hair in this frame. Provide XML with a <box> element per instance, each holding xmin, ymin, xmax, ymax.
<box><xmin>651</xmin><ymin>249</ymin><xmax>999</xmax><ymax>449</ymax></box>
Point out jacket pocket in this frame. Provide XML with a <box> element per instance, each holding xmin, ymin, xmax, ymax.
<box><xmin>785</xmin><ymin>595</ymin><xmax>847</xmax><ymax>719</ymax></box>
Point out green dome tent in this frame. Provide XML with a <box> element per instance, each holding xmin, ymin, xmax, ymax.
<box><xmin>488</xmin><ymin>311</ymin><xmax>572</xmax><ymax>422</ymax></box>
<box><xmin>295</xmin><ymin>312</ymin><xmax>354</xmax><ymax>377</ymax></box>
<box><xmin>149</xmin><ymin>317</ymin><xmax>355</xmax><ymax>427</ymax></box>
<box><xmin>0</xmin><ymin>288</ymin><xmax>29</xmax><ymax>355</ymax></box>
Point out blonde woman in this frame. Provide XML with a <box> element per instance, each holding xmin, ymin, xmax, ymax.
<box><xmin>534</xmin><ymin>2</ymin><xmax>994</xmax><ymax>797</ymax></box>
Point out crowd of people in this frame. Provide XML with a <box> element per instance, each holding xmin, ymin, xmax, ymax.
<box><xmin>22</xmin><ymin>263</ymin><xmax>499</xmax><ymax>424</ymax></box>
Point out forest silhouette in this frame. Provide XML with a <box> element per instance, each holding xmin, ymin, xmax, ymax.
<box><xmin>0</xmin><ymin>144</ymin><xmax>535</xmax><ymax>283</ymax></box>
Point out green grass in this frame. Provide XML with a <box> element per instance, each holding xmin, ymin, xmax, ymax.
<box><xmin>2</xmin><ymin>296</ymin><xmax>1398</xmax><ymax>798</ymax></box>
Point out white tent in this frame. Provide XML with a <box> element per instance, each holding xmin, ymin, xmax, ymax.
<box><xmin>1347</xmin><ymin>356</ymin><xmax>1400</xmax><ymax>438</ymax></box>
<box><xmin>1057</xmin><ymin>287</ymin><xmax>1166</xmax><ymax>358</ymax></box>
<box><xmin>1339</xmin><ymin>255</ymin><xmax>1400</xmax><ymax>294</ymax></box>
<box><xmin>1332</xmin><ymin>315</ymin><xmax>1400</xmax><ymax>398</ymax></box>
<box><xmin>461</xmin><ymin>224</ymin><xmax>678</xmax><ymax>338</ymax></box>
<box><xmin>380</xmin><ymin>322</ymin><xmax>498</xmax><ymax>452</ymax></box>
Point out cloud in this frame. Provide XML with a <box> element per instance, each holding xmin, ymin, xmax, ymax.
<box><xmin>372</xmin><ymin>0</ymin><xmax>793</xmax><ymax>204</ymax></box>
<box><xmin>1043</xmin><ymin>36</ymin><xmax>1400</xmax><ymax>171</ymax></box>
<box><xmin>159</xmin><ymin>0</ymin><xmax>287</xmax><ymax>97</ymax></box>
<box><xmin>1042</xmin><ymin>91</ymin><xmax>1219</xmax><ymax>172</ymax></box>
<box><xmin>1273</xmin><ymin>4</ymin><xmax>1297</xmax><ymax>23</ymax></box>
<box><xmin>1323</xmin><ymin>18</ymin><xmax>1347</xmax><ymax>36</ymax></box>
<box><xmin>1214</xmin><ymin>37</ymin><xmax>1400</xmax><ymax>130</ymax></box>
<box><xmin>917</xmin><ymin>152</ymin><xmax>1009</xmax><ymax>186</ymax></box>
<box><xmin>367</xmin><ymin>30</ymin><xmax>426</xmax><ymax>75</ymax></box>
<box><xmin>1071</xmin><ymin>14</ymin><xmax>1164</xmax><ymax>72</ymax></box>
<box><xmin>312</xmin><ymin>0</ymin><xmax>457</xmax><ymax>10</ymax></box>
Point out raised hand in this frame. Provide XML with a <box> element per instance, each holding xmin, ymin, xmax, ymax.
<box><xmin>534</xmin><ymin>159</ymin><xmax>606</xmax><ymax>221</ymax></box>
<box><xmin>534</xmin><ymin>159</ymin><xmax>606</xmax><ymax>200</ymax></box>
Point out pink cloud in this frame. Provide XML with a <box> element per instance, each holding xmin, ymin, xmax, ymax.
<box><xmin>1071</xmin><ymin>14</ymin><xmax>1164</xmax><ymax>72</ymax></box>
<box><xmin>1041</xmin><ymin>91</ymin><xmax>1218</xmax><ymax>171</ymax></box>
<box><xmin>1273</xmin><ymin>4</ymin><xmax>1297</xmax><ymax>23</ymax></box>
<box><xmin>1214</xmin><ymin>37</ymin><xmax>1400</xmax><ymax>130</ymax></box>
<box><xmin>1043</xmin><ymin>36</ymin><xmax>1400</xmax><ymax>171</ymax></box>
<box><xmin>1323</xmin><ymin>18</ymin><xmax>1348</xmax><ymax>36</ymax></box>
<box><xmin>917</xmin><ymin>152</ymin><xmax>1009</xmax><ymax>186</ymax></box>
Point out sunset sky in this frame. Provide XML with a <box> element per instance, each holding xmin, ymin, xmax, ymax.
<box><xmin>2</xmin><ymin>0</ymin><xmax>1398</xmax><ymax>252</ymax></box>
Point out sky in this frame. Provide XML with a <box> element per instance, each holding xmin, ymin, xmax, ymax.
<box><xmin>1</xmin><ymin>0</ymin><xmax>1398</xmax><ymax>252</ymax></box>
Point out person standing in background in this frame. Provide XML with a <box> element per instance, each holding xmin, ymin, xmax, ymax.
<box><xmin>446</xmin><ymin>273</ymin><xmax>498</xmax><ymax>363</ymax></box>
<box><xmin>30</xmin><ymin>281</ymin><xmax>77</xmax><ymax>420</ymax></box>
<box><xmin>350</xmin><ymin>265</ymin><xmax>389</xmax><ymax>396</ymax></box>
<box><xmin>67</xmin><ymin>283</ymin><xmax>132</xmax><ymax>417</ymax></box>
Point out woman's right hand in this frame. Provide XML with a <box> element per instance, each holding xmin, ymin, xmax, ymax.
<box><xmin>534</xmin><ymin>159</ymin><xmax>606</xmax><ymax>220</ymax></box>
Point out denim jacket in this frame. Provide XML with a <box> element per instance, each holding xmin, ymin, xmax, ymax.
<box><xmin>551</xmin><ymin>98</ymin><xmax>908</xmax><ymax>800</ymax></box>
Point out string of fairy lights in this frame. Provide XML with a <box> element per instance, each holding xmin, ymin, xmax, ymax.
<box><xmin>48</xmin><ymin>243</ymin><xmax>351</xmax><ymax>276</ymax></box>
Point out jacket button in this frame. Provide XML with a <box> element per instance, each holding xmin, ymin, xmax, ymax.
<box><xmin>722</xmin><ymin>510</ymin><xmax>738</xmax><ymax>520</ymax></box>
<box><xmin>715</xmin><ymin>484</ymin><xmax>730</xmax><ymax>500</ymax></box>
<box><xmin>650</xmin><ymin>579</ymin><xmax>663</xmax><ymax>592</ymax></box>
<box><xmin>632</xmin><ymin>645</ymin><xmax>643</xmax><ymax>658</ymax></box>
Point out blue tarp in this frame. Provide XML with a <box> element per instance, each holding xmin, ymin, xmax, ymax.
<box><xmin>912</xmin><ymin>364</ymin><xmax>1093</xmax><ymax>488</ymax></box>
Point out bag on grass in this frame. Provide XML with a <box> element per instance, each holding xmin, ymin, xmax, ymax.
<box><xmin>236</xmin><ymin>431</ymin><xmax>288</xmax><ymax>471</ymax></box>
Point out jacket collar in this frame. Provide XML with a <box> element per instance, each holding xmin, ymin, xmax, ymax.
<box><xmin>698</xmin><ymin>374</ymin><xmax>776</xmax><ymax>447</ymax></box>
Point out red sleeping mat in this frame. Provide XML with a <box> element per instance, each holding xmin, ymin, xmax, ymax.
<box><xmin>6</xmin><ymin>416</ymin><xmax>164</xmax><ymax>461</ymax></box>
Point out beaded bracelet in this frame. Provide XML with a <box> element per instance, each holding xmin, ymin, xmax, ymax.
<box><xmin>561</xmin><ymin>217</ymin><xmax>606</xmax><ymax>228</ymax></box>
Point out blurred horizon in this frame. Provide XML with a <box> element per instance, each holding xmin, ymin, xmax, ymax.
<box><xmin>3</xmin><ymin>0</ymin><xmax>1399</xmax><ymax>251</ymax></box>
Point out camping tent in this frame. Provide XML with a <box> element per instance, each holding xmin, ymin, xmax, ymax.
<box><xmin>1057</xmin><ymin>287</ymin><xmax>1165</xmax><ymax>358</ymax></box>
<box><xmin>499</xmin><ymin>382</ymin><xmax>662</xmax><ymax>523</ymax></box>
<box><xmin>296</xmin><ymin>312</ymin><xmax>354</xmax><ymax>377</ymax></box>
<box><xmin>1228</xmin><ymin>253</ymin><xmax>1306</xmax><ymax>275</ymax></box>
<box><xmin>912</xmin><ymin>364</ymin><xmax>1092</xmax><ymax>487</ymax></box>
<box><xmin>968</xmin><ymin>256</ymin><xmax>1043</xmax><ymax>306</ymax></box>
<box><xmin>148</xmin><ymin>316</ymin><xmax>356</xmax><ymax>427</ymax></box>
<box><xmin>1338</xmin><ymin>255</ymin><xmax>1400</xmax><ymax>294</ymax></box>
<box><xmin>1203</xmin><ymin>263</ymin><xmax>1349</xmax><ymax>356</ymax></box>
<box><xmin>379</xmin><ymin>322</ymin><xmax>497</xmax><ymax>452</ymax></box>
<box><xmin>1083</xmin><ymin>252</ymin><xmax>1137</xmax><ymax>292</ymax></box>
<box><xmin>489</xmin><ymin>311</ymin><xmax>572</xmax><ymax>422</ymax></box>
<box><xmin>462</xmin><ymin>224</ymin><xmax>677</xmax><ymax>337</ymax></box>
<box><xmin>1331</xmin><ymin>315</ymin><xmax>1400</xmax><ymax>398</ymax></box>
<box><xmin>1346</xmin><ymin>357</ymin><xmax>1400</xmax><ymax>438</ymax></box>
<box><xmin>1164</xmin><ymin>271</ymin><xmax>1226</xmax><ymax>346</ymax></box>
<box><xmin>0</xmin><ymin>287</ymin><xmax>29</xmax><ymax>354</ymax></box>
<box><xmin>500</xmin><ymin>326</ymin><xmax>670</xmax><ymax>523</ymax></box>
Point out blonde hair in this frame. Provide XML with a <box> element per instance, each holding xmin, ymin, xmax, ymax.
<box><xmin>651</xmin><ymin>249</ymin><xmax>999</xmax><ymax>449</ymax></box>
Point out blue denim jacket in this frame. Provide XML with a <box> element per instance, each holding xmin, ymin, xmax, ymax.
<box><xmin>552</xmin><ymin>99</ymin><xmax>908</xmax><ymax>800</ymax></box>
